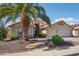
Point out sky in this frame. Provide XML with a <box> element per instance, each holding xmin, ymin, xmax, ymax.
<box><xmin>40</xmin><ymin>3</ymin><xmax>79</xmax><ymax>25</ymax></box>
<box><xmin>6</xmin><ymin>3</ymin><xmax>79</xmax><ymax>26</ymax></box>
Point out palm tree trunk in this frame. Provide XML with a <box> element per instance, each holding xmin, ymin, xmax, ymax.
<box><xmin>21</xmin><ymin>15</ymin><xmax>30</xmax><ymax>41</ymax></box>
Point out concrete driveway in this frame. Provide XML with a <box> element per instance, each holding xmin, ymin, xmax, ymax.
<box><xmin>63</xmin><ymin>37</ymin><xmax>79</xmax><ymax>43</ymax></box>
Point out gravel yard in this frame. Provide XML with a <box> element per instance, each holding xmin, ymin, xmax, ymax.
<box><xmin>0</xmin><ymin>37</ymin><xmax>79</xmax><ymax>56</ymax></box>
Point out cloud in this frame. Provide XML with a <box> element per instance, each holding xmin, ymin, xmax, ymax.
<box><xmin>52</xmin><ymin>17</ymin><xmax>79</xmax><ymax>25</ymax></box>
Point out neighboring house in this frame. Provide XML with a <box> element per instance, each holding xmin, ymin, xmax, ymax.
<box><xmin>7</xmin><ymin>20</ymin><xmax>48</xmax><ymax>38</ymax></box>
<box><xmin>46</xmin><ymin>21</ymin><xmax>74</xmax><ymax>38</ymax></box>
<box><xmin>72</xmin><ymin>24</ymin><xmax>79</xmax><ymax>37</ymax></box>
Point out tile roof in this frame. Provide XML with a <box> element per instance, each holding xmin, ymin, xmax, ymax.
<box><xmin>72</xmin><ymin>24</ymin><xmax>79</xmax><ymax>30</ymax></box>
<box><xmin>74</xmin><ymin>26</ymin><xmax>79</xmax><ymax>30</ymax></box>
<box><xmin>8</xmin><ymin>20</ymin><xmax>48</xmax><ymax>29</ymax></box>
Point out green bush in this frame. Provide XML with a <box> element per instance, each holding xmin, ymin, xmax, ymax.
<box><xmin>0</xmin><ymin>26</ymin><xmax>7</xmax><ymax>41</ymax></box>
<box><xmin>39</xmin><ymin>33</ymin><xmax>46</xmax><ymax>38</ymax></box>
<box><xmin>51</xmin><ymin>35</ymin><xmax>64</xmax><ymax>45</ymax></box>
<box><xmin>10</xmin><ymin>36</ymin><xmax>19</xmax><ymax>41</ymax></box>
<box><xmin>0</xmin><ymin>37</ymin><xmax>4</xmax><ymax>41</ymax></box>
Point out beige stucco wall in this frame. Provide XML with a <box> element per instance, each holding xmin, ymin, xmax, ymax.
<box><xmin>7</xmin><ymin>23</ymin><xmax>21</xmax><ymax>38</ymax></box>
<box><xmin>7</xmin><ymin>23</ymin><xmax>34</xmax><ymax>38</ymax></box>
<box><xmin>46</xmin><ymin>23</ymin><xmax>73</xmax><ymax>38</ymax></box>
<box><xmin>7</xmin><ymin>27</ymin><xmax>12</xmax><ymax>38</ymax></box>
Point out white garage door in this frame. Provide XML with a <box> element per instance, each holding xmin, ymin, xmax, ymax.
<box><xmin>47</xmin><ymin>24</ymin><xmax>72</xmax><ymax>38</ymax></box>
<box><xmin>58</xmin><ymin>29</ymin><xmax>72</xmax><ymax>37</ymax></box>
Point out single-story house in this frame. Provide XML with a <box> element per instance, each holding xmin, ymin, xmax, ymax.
<box><xmin>46</xmin><ymin>20</ymin><xmax>74</xmax><ymax>38</ymax></box>
<box><xmin>72</xmin><ymin>24</ymin><xmax>79</xmax><ymax>37</ymax></box>
<box><xmin>7</xmin><ymin>20</ymin><xmax>48</xmax><ymax>38</ymax></box>
<box><xmin>7</xmin><ymin>20</ymin><xmax>79</xmax><ymax>39</ymax></box>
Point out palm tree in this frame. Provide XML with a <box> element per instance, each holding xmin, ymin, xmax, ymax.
<box><xmin>0</xmin><ymin>3</ymin><xmax>51</xmax><ymax>41</ymax></box>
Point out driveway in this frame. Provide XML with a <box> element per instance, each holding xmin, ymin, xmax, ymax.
<box><xmin>63</xmin><ymin>37</ymin><xmax>79</xmax><ymax>43</ymax></box>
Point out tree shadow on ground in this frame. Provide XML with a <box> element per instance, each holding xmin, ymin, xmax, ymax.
<box><xmin>43</xmin><ymin>41</ymin><xmax>74</xmax><ymax>51</ymax></box>
<box><xmin>28</xmin><ymin>40</ymin><xmax>75</xmax><ymax>51</ymax></box>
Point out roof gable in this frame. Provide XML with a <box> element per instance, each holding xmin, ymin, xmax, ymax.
<box><xmin>51</xmin><ymin>20</ymin><xmax>74</xmax><ymax>30</ymax></box>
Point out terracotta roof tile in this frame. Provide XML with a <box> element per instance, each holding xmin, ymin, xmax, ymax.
<box><xmin>74</xmin><ymin>26</ymin><xmax>79</xmax><ymax>29</ymax></box>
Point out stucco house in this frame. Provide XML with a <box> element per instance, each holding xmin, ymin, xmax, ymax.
<box><xmin>72</xmin><ymin>24</ymin><xmax>79</xmax><ymax>37</ymax></box>
<box><xmin>7</xmin><ymin>20</ymin><xmax>48</xmax><ymax>39</ymax></box>
<box><xmin>46</xmin><ymin>20</ymin><xmax>74</xmax><ymax>38</ymax></box>
<box><xmin>7</xmin><ymin>20</ymin><xmax>79</xmax><ymax>39</ymax></box>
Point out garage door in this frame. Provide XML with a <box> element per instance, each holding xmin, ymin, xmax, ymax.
<box><xmin>58</xmin><ymin>29</ymin><xmax>72</xmax><ymax>37</ymax></box>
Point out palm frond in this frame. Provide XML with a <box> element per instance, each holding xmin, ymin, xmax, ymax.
<box><xmin>33</xmin><ymin>5</ymin><xmax>46</xmax><ymax>15</ymax></box>
<box><xmin>39</xmin><ymin>14</ymin><xmax>51</xmax><ymax>26</ymax></box>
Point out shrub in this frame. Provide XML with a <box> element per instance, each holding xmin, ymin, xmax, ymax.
<box><xmin>10</xmin><ymin>36</ymin><xmax>19</xmax><ymax>41</ymax></box>
<box><xmin>51</xmin><ymin>35</ymin><xmax>64</xmax><ymax>45</ymax></box>
<box><xmin>39</xmin><ymin>33</ymin><xmax>46</xmax><ymax>38</ymax></box>
<box><xmin>0</xmin><ymin>37</ymin><xmax>4</xmax><ymax>41</ymax></box>
<box><xmin>0</xmin><ymin>26</ymin><xmax>7</xmax><ymax>41</ymax></box>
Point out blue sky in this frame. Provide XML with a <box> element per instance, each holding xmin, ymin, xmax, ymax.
<box><xmin>6</xmin><ymin>3</ymin><xmax>79</xmax><ymax>26</ymax></box>
<box><xmin>40</xmin><ymin>3</ymin><xmax>79</xmax><ymax>25</ymax></box>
